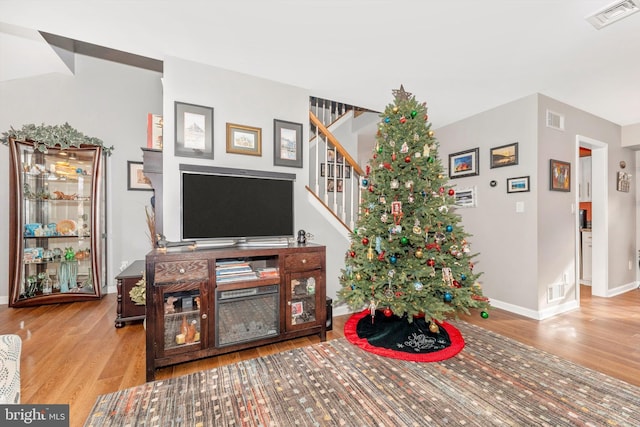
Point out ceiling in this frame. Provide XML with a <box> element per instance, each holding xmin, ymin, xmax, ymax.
<box><xmin>1</xmin><ymin>0</ymin><xmax>640</xmax><ymax>129</ymax></box>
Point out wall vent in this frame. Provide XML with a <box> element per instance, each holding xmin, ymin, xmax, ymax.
<box><xmin>547</xmin><ymin>283</ymin><xmax>566</xmax><ymax>303</ymax></box>
<box><xmin>586</xmin><ymin>0</ymin><xmax>640</xmax><ymax>29</ymax></box>
<box><xmin>546</xmin><ymin>110</ymin><xmax>565</xmax><ymax>131</ymax></box>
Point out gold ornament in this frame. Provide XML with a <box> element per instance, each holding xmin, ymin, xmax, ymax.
<box><xmin>428</xmin><ymin>130</ymin><xmax>435</xmax><ymax>137</ymax></box>
<box><xmin>429</xmin><ymin>322</ymin><xmax>439</xmax><ymax>333</ymax></box>
<box><xmin>356</xmin><ymin>273</ymin><xmax>362</xmax><ymax>280</ymax></box>
<box><xmin>415</xmin><ymin>248</ymin><xmax>423</xmax><ymax>258</ymax></box>
<box><xmin>392</xmin><ymin>106</ymin><xmax>399</xmax><ymax>113</ymax></box>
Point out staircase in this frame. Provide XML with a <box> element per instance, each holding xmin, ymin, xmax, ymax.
<box><xmin>306</xmin><ymin>97</ymin><xmax>378</xmax><ymax>232</ymax></box>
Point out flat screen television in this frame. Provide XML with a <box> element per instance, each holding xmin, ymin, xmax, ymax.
<box><xmin>180</xmin><ymin>165</ymin><xmax>295</xmax><ymax>246</ymax></box>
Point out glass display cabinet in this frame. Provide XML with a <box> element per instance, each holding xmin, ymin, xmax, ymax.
<box><xmin>8</xmin><ymin>138</ymin><xmax>107</xmax><ymax>307</ymax></box>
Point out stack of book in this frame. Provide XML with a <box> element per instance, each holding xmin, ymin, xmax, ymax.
<box><xmin>215</xmin><ymin>260</ymin><xmax>257</xmax><ymax>283</ymax></box>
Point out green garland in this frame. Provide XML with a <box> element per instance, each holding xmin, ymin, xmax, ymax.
<box><xmin>1</xmin><ymin>122</ymin><xmax>113</xmax><ymax>155</ymax></box>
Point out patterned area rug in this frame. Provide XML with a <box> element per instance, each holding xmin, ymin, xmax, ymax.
<box><xmin>85</xmin><ymin>321</ymin><xmax>640</xmax><ymax>426</ymax></box>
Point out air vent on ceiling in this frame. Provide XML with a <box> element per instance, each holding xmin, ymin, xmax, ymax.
<box><xmin>546</xmin><ymin>110</ymin><xmax>565</xmax><ymax>131</ymax></box>
<box><xmin>586</xmin><ymin>0</ymin><xmax>640</xmax><ymax>29</ymax></box>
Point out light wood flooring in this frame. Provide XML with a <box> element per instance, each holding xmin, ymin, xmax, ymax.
<box><xmin>1</xmin><ymin>285</ymin><xmax>639</xmax><ymax>427</ymax></box>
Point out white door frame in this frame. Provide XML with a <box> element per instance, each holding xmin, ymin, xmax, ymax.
<box><xmin>576</xmin><ymin>135</ymin><xmax>608</xmax><ymax>298</ymax></box>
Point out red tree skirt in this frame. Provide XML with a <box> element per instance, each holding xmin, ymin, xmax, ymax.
<box><xmin>344</xmin><ymin>309</ymin><xmax>465</xmax><ymax>362</ymax></box>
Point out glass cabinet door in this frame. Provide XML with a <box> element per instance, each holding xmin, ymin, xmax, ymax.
<box><xmin>286</xmin><ymin>271</ymin><xmax>324</xmax><ymax>331</ymax></box>
<box><xmin>157</xmin><ymin>287</ymin><xmax>205</xmax><ymax>357</ymax></box>
<box><xmin>9</xmin><ymin>140</ymin><xmax>106</xmax><ymax>306</ymax></box>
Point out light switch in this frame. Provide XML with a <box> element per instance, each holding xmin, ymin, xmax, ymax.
<box><xmin>516</xmin><ymin>201</ymin><xmax>525</xmax><ymax>213</ymax></box>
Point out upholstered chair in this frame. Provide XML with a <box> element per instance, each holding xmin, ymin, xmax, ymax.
<box><xmin>0</xmin><ymin>334</ymin><xmax>22</xmax><ymax>404</ymax></box>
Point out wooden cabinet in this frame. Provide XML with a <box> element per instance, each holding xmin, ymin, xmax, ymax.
<box><xmin>8</xmin><ymin>139</ymin><xmax>107</xmax><ymax>307</ymax></box>
<box><xmin>114</xmin><ymin>260</ymin><xmax>146</xmax><ymax>327</ymax></box>
<box><xmin>145</xmin><ymin>243</ymin><xmax>326</xmax><ymax>381</ymax></box>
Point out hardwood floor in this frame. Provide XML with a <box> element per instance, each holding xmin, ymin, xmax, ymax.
<box><xmin>1</xmin><ymin>285</ymin><xmax>638</xmax><ymax>427</ymax></box>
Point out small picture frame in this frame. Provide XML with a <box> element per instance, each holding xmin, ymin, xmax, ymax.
<box><xmin>490</xmin><ymin>142</ymin><xmax>518</xmax><ymax>168</ymax></box>
<box><xmin>174</xmin><ymin>101</ymin><xmax>214</xmax><ymax>159</ymax></box>
<box><xmin>320</xmin><ymin>163</ymin><xmax>352</xmax><ymax>179</ymax></box>
<box><xmin>226</xmin><ymin>123</ymin><xmax>262</xmax><ymax>156</ymax></box>
<box><xmin>326</xmin><ymin>179</ymin><xmax>344</xmax><ymax>193</ymax></box>
<box><xmin>448</xmin><ymin>148</ymin><xmax>479</xmax><ymax>179</ymax></box>
<box><xmin>550</xmin><ymin>159</ymin><xmax>571</xmax><ymax>192</ymax></box>
<box><xmin>291</xmin><ymin>301</ymin><xmax>304</xmax><ymax>316</ymax></box>
<box><xmin>454</xmin><ymin>186</ymin><xmax>477</xmax><ymax>208</ymax></box>
<box><xmin>274</xmin><ymin>119</ymin><xmax>303</xmax><ymax>167</ymax></box>
<box><xmin>507</xmin><ymin>176</ymin><xmax>530</xmax><ymax>193</ymax></box>
<box><xmin>127</xmin><ymin>161</ymin><xmax>152</xmax><ymax>191</ymax></box>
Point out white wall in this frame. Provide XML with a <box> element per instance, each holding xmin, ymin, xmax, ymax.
<box><xmin>436</xmin><ymin>95</ymin><xmax>540</xmax><ymax>312</ymax></box>
<box><xmin>436</xmin><ymin>93</ymin><xmax>635</xmax><ymax>318</ymax></box>
<box><xmin>0</xmin><ymin>53</ymin><xmax>162</xmax><ymax>301</ymax></box>
<box><xmin>160</xmin><ymin>57</ymin><xmax>350</xmax><ymax>303</ymax></box>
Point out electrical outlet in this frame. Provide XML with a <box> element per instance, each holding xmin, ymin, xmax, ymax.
<box><xmin>120</xmin><ymin>261</ymin><xmax>128</xmax><ymax>271</ymax></box>
<box><xmin>629</xmin><ymin>260</ymin><xmax>633</xmax><ymax>270</ymax></box>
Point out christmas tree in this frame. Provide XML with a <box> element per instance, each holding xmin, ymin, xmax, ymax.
<box><xmin>338</xmin><ymin>86</ymin><xmax>490</xmax><ymax>328</ymax></box>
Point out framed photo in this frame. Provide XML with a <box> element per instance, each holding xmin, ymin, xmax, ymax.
<box><xmin>507</xmin><ymin>176</ymin><xmax>530</xmax><ymax>193</ymax></box>
<box><xmin>550</xmin><ymin>159</ymin><xmax>571</xmax><ymax>191</ymax></box>
<box><xmin>174</xmin><ymin>101</ymin><xmax>214</xmax><ymax>159</ymax></box>
<box><xmin>490</xmin><ymin>142</ymin><xmax>518</xmax><ymax>168</ymax></box>
<box><xmin>226</xmin><ymin>123</ymin><xmax>262</xmax><ymax>156</ymax></box>
<box><xmin>321</xmin><ymin>163</ymin><xmax>352</xmax><ymax>179</ymax></box>
<box><xmin>127</xmin><ymin>161</ymin><xmax>152</xmax><ymax>191</ymax></box>
<box><xmin>448</xmin><ymin>148</ymin><xmax>479</xmax><ymax>179</ymax></box>
<box><xmin>327</xmin><ymin>179</ymin><xmax>343</xmax><ymax>193</ymax></box>
<box><xmin>274</xmin><ymin>119</ymin><xmax>303</xmax><ymax>167</ymax></box>
<box><xmin>454</xmin><ymin>186</ymin><xmax>477</xmax><ymax>208</ymax></box>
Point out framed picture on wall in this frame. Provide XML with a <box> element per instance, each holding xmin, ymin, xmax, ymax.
<box><xmin>490</xmin><ymin>142</ymin><xmax>518</xmax><ymax>168</ymax></box>
<box><xmin>226</xmin><ymin>123</ymin><xmax>262</xmax><ymax>156</ymax></box>
<box><xmin>549</xmin><ymin>159</ymin><xmax>571</xmax><ymax>191</ymax></box>
<box><xmin>174</xmin><ymin>101</ymin><xmax>214</xmax><ymax>159</ymax></box>
<box><xmin>274</xmin><ymin>119</ymin><xmax>303</xmax><ymax>167</ymax></box>
<box><xmin>127</xmin><ymin>161</ymin><xmax>152</xmax><ymax>191</ymax></box>
<box><xmin>507</xmin><ymin>176</ymin><xmax>530</xmax><ymax>193</ymax></box>
<box><xmin>448</xmin><ymin>148</ymin><xmax>479</xmax><ymax>179</ymax></box>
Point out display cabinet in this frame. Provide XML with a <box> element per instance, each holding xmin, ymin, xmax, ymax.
<box><xmin>8</xmin><ymin>139</ymin><xmax>107</xmax><ymax>307</ymax></box>
<box><xmin>284</xmin><ymin>251</ymin><xmax>325</xmax><ymax>333</ymax></box>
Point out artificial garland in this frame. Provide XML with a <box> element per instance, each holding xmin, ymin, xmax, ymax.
<box><xmin>1</xmin><ymin>122</ymin><xmax>113</xmax><ymax>155</ymax></box>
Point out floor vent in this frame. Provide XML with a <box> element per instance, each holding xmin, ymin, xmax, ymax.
<box><xmin>546</xmin><ymin>110</ymin><xmax>565</xmax><ymax>131</ymax></box>
<box><xmin>586</xmin><ymin>0</ymin><xmax>640</xmax><ymax>29</ymax></box>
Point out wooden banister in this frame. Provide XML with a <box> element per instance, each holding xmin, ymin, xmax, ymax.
<box><xmin>309</xmin><ymin>111</ymin><xmax>365</xmax><ymax>177</ymax></box>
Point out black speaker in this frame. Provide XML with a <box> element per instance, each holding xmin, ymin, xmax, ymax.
<box><xmin>326</xmin><ymin>297</ymin><xmax>333</xmax><ymax>331</ymax></box>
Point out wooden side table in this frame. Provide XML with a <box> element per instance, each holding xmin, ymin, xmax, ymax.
<box><xmin>115</xmin><ymin>260</ymin><xmax>146</xmax><ymax>328</ymax></box>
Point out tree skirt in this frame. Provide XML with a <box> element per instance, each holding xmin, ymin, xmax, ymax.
<box><xmin>344</xmin><ymin>309</ymin><xmax>465</xmax><ymax>362</ymax></box>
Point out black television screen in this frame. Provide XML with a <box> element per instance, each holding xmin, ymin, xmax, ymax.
<box><xmin>181</xmin><ymin>166</ymin><xmax>295</xmax><ymax>243</ymax></box>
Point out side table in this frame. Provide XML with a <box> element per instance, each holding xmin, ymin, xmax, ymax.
<box><xmin>115</xmin><ymin>260</ymin><xmax>146</xmax><ymax>328</ymax></box>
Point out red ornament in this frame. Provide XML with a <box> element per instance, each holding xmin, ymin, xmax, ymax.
<box><xmin>368</xmin><ymin>185</ymin><xmax>374</xmax><ymax>192</ymax></box>
<box><xmin>427</xmin><ymin>259</ymin><xmax>436</xmax><ymax>267</ymax></box>
<box><xmin>349</xmin><ymin>251</ymin><xmax>356</xmax><ymax>258</ymax></box>
<box><xmin>439</xmin><ymin>187</ymin><xmax>445</xmax><ymax>194</ymax></box>
<box><xmin>377</xmin><ymin>250</ymin><xmax>386</xmax><ymax>261</ymax></box>
<box><xmin>448</xmin><ymin>189</ymin><xmax>455</xmax><ymax>196</ymax></box>
<box><xmin>383</xmin><ymin>308</ymin><xmax>393</xmax><ymax>317</ymax></box>
<box><xmin>400</xmin><ymin>116</ymin><xmax>407</xmax><ymax>124</ymax></box>
<box><xmin>404</xmin><ymin>156</ymin><xmax>411</xmax><ymax>163</ymax></box>
<box><xmin>391</xmin><ymin>152</ymin><xmax>397</xmax><ymax>161</ymax></box>
<box><xmin>424</xmin><ymin>114</ymin><xmax>429</xmax><ymax>121</ymax></box>
<box><xmin>362</xmin><ymin>237</ymin><xmax>369</xmax><ymax>245</ymax></box>
<box><xmin>383</xmin><ymin>162</ymin><xmax>393</xmax><ymax>170</ymax></box>
<box><xmin>452</xmin><ymin>280</ymin><xmax>461</xmax><ymax>288</ymax></box>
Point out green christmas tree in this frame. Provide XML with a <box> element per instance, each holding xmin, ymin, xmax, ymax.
<box><xmin>338</xmin><ymin>86</ymin><xmax>490</xmax><ymax>326</ymax></box>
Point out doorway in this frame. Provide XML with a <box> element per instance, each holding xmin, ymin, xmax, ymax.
<box><xmin>576</xmin><ymin>135</ymin><xmax>608</xmax><ymax>298</ymax></box>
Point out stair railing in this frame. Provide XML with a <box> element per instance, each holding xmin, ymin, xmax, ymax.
<box><xmin>308</xmin><ymin>109</ymin><xmax>364</xmax><ymax>232</ymax></box>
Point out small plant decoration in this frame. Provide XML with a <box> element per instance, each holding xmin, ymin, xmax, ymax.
<box><xmin>1</xmin><ymin>122</ymin><xmax>113</xmax><ymax>155</ymax></box>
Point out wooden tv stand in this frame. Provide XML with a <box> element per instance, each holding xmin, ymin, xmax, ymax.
<box><xmin>145</xmin><ymin>242</ymin><xmax>326</xmax><ymax>381</ymax></box>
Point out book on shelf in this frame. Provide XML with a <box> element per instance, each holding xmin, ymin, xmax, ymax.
<box><xmin>216</xmin><ymin>271</ymin><xmax>259</xmax><ymax>283</ymax></box>
<box><xmin>255</xmin><ymin>267</ymin><xmax>279</xmax><ymax>278</ymax></box>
